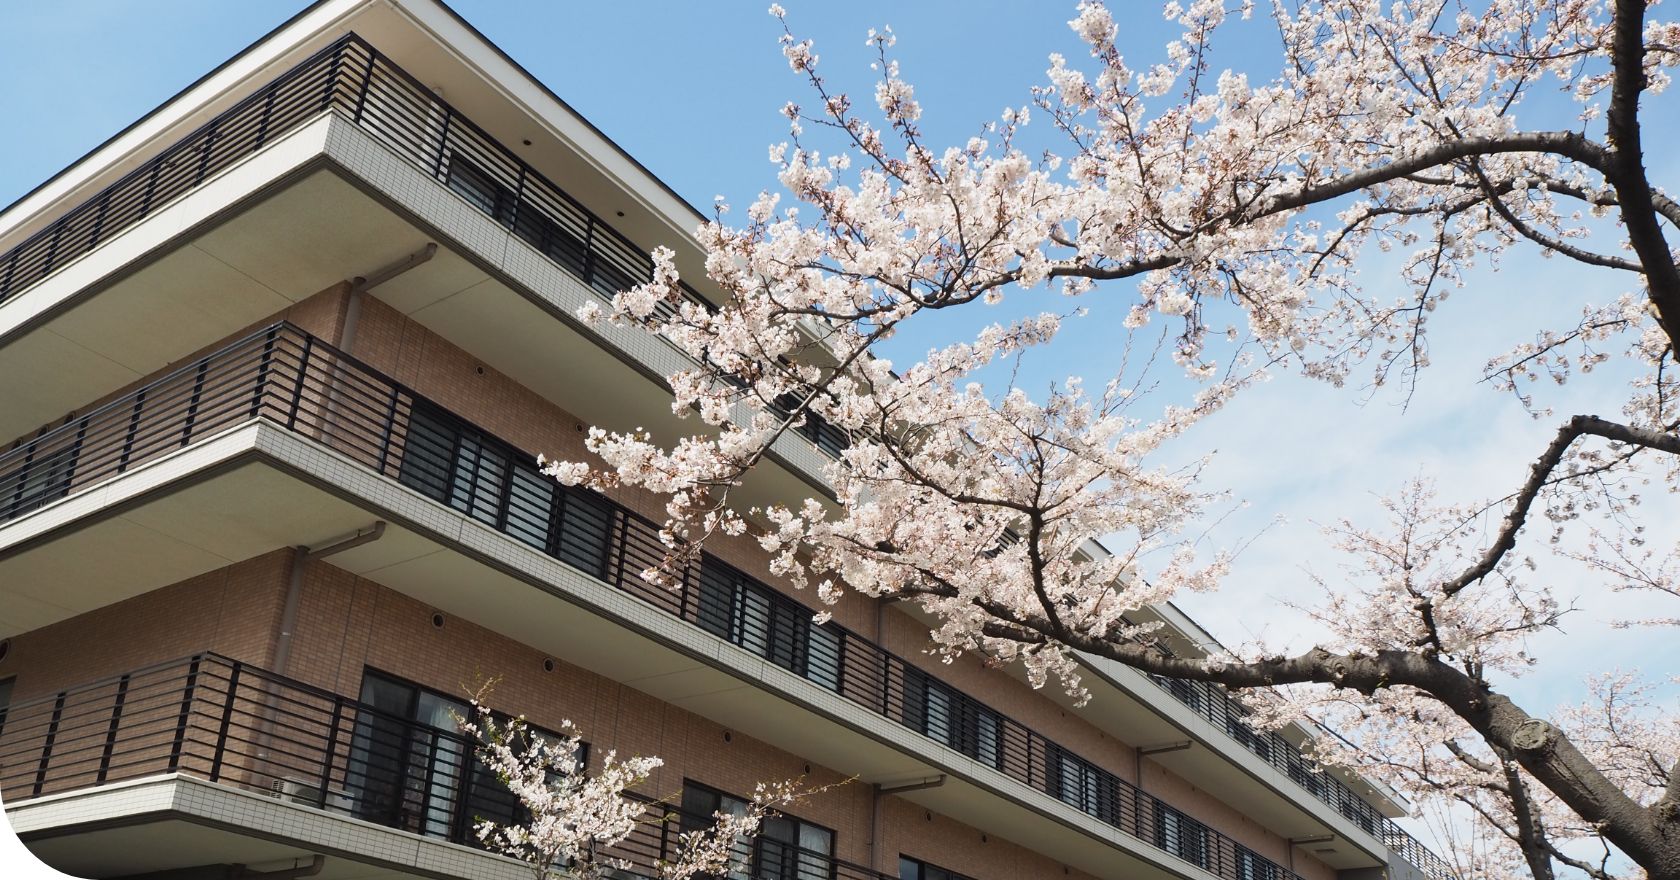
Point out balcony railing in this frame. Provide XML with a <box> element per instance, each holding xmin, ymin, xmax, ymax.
<box><xmin>0</xmin><ymin>652</ymin><xmax>889</xmax><ymax>880</ymax></box>
<box><xmin>0</xmin><ymin>321</ymin><xmax>1318</xmax><ymax>880</ymax></box>
<box><xmin>0</xmin><ymin>33</ymin><xmax>850</xmax><ymax>460</ymax></box>
<box><xmin>1139</xmin><ymin>677</ymin><xmax>1459</xmax><ymax>880</ymax></box>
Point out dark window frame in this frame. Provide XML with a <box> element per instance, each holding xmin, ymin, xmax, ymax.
<box><xmin>1047</xmin><ymin>747</ymin><xmax>1122</xmax><ymax>826</ymax></box>
<box><xmin>397</xmin><ymin>401</ymin><xmax>613</xmax><ymax>578</ymax></box>
<box><xmin>898</xmin><ymin>855</ymin><xmax>972</xmax><ymax>880</ymax></box>
<box><xmin>348</xmin><ymin>667</ymin><xmax>580</xmax><ymax>848</ymax></box>
<box><xmin>1154</xmin><ymin>801</ymin><xmax>1210</xmax><ymax>869</ymax></box>
<box><xmin>902</xmin><ymin>667</ymin><xmax>1004</xmax><ymax>771</ymax></box>
<box><xmin>1236</xmin><ymin>845</ymin><xmax>1280</xmax><ymax>880</ymax></box>
<box><xmin>681</xmin><ymin>779</ymin><xmax>836</xmax><ymax>880</ymax></box>
<box><xmin>444</xmin><ymin>155</ymin><xmax>517</xmax><ymax>226</ymax></box>
<box><xmin>696</xmin><ymin>556</ymin><xmax>845</xmax><ymax>693</ymax></box>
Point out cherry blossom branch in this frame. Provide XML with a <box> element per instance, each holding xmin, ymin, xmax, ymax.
<box><xmin>1605</xmin><ymin>0</ymin><xmax>1680</xmax><ymax>351</ymax></box>
<box><xmin>1438</xmin><ymin>415</ymin><xmax>1680</xmax><ymax>600</ymax></box>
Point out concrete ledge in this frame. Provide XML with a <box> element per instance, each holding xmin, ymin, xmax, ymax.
<box><xmin>4</xmin><ymin>774</ymin><xmax>528</xmax><ymax>880</ymax></box>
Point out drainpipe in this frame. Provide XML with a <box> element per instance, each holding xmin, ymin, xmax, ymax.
<box><xmin>870</xmin><ymin>783</ymin><xmax>884</xmax><ymax>875</ymax></box>
<box><xmin>873</xmin><ymin>775</ymin><xmax>945</xmax><ymax>873</ymax></box>
<box><xmin>342</xmin><ymin>242</ymin><xmax>436</xmax><ymax>352</ymax></box>
<box><xmin>272</xmin><ymin>521</ymin><xmax>386</xmax><ymax>678</ymax></box>
<box><xmin>255</xmin><ymin>523</ymin><xmax>386</xmax><ymax>776</ymax></box>
<box><xmin>878</xmin><ymin>775</ymin><xmax>946</xmax><ymax>795</ymax></box>
<box><xmin>232</xmin><ymin>856</ymin><xmax>325</xmax><ymax>880</ymax></box>
<box><xmin>313</xmin><ymin>243</ymin><xmax>437</xmax><ymax>450</ymax></box>
<box><xmin>1135</xmin><ymin>741</ymin><xmax>1190</xmax><ymax>799</ymax></box>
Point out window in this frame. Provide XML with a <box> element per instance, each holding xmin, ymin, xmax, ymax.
<box><xmin>1286</xmin><ymin>752</ymin><xmax>1326</xmax><ymax>798</ymax></box>
<box><xmin>696</xmin><ymin>558</ymin><xmax>844</xmax><ymax>692</ymax></box>
<box><xmin>449</xmin><ymin>432</ymin><xmax>508</xmax><ymax>526</ymax></box>
<box><xmin>5</xmin><ymin>438</ymin><xmax>77</xmax><ymax>520</ymax></box>
<box><xmin>446</xmin><ymin>156</ymin><xmax>516</xmax><ymax>226</ymax></box>
<box><xmin>513</xmin><ymin>202</ymin><xmax>590</xmax><ymax>279</ymax></box>
<box><xmin>903</xmin><ymin>669</ymin><xmax>1002</xmax><ymax>770</ymax></box>
<box><xmin>1163</xmin><ymin>676</ymin><xmax>1206</xmax><ymax>717</ymax></box>
<box><xmin>347</xmin><ymin>670</ymin><xmax>473</xmax><ymax>839</ymax></box>
<box><xmin>398</xmin><ymin>402</ymin><xmax>612</xmax><ymax>576</ymax></box>
<box><xmin>447</xmin><ymin>156</ymin><xmax>596</xmax><ymax>284</ymax></box>
<box><xmin>1236</xmin><ymin>847</ymin><xmax>1280</xmax><ymax>880</ymax></box>
<box><xmin>503</xmin><ymin>458</ymin><xmax>613</xmax><ymax>576</ymax></box>
<box><xmin>1340</xmin><ymin>797</ymin><xmax>1379</xmax><ymax>836</ymax></box>
<box><xmin>345</xmin><ymin>670</ymin><xmax>574</xmax><ymax>846</ymax></box>
<box><xmin>398</xmin><ymin>405</ymin><xmax>504</xmax><ymax>525</ymax></box>
<box><xmin>899</xmin><ymin>856</ymin><xmax>971</xmax><ymax>880</ymax></box>
<box><xmin>0</xmin><ymin>677</ymin><xmax>14</xmax><ymax>737</ymax></box>
<box><xmin>1155</xmin><ymin>803</ymin><xmax>1208</xmax><ymax>869</ymax></box>
<box><xmin>805</xmin><ymin>623</ymin><xmax>843</xmax><ymax>692</ymax></box>
<box><xmin>1049</xmin><ymin>748</ymin><xmax>1118</xmax><ymax>824</ymax></box>
<box><xmin>1225</xmin><ymin>713</ymin><xmax>1273</xmax><ymax>762</ymax></box>
<box><xmin>397</xmin><ymin>405</ymin><xmax>457</xmax><ymax>503</ymax></box>
<box><xmin>682</xmin><ymin>782</ymin><xmax>834</xmax><ymax>880</ymax></box>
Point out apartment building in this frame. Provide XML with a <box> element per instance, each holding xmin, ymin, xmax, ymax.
<box><xmin>0</xmin><ymin>3</ymin><xmax>1457</xmax><ymax>880</ymax></box>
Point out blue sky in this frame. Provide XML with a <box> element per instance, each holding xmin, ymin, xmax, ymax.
<box><xmin>3</xmin><ymin>1</ymin><xmax>1676</xmax><ymax>851</ymax></box>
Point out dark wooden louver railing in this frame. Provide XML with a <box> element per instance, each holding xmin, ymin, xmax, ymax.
<box><xmin>0</xmin><ymin>652</ymin><xmax>891</xmax><ymax>880</ymax></box>
<box><xmin>0</xmin><ymin>321</ymin><xmax>1326</xmax><ymax>880</ymax></box>
<box><xmin>0</xmin><ymin>32</ymin><xmax>849</xmax><ymax>459</ymax></box>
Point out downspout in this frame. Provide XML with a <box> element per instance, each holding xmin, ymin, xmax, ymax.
<box><xmin>232</xmin><ymin>855</ymin><xmax>326</xmax><ymax>880</ymax></box>
<box><xmin>870</xmin><ymin>783</ymin><xmax>884</xmax><ymax>875</ymax></box>
<box><xmin>342</xmin><ymin>242</ymin><xmax>436</xmax><ymax>352</ymax></box>
<box><xmin>272</xmin><ymin>521</ymin><xmax>386</xmax><ymax>678</ymax></box>
<box><xmin>283</xmin><ymin>244</ymin><xmax>431</xmax><ymax>675</ymax></box>
<box><xmin>258</xmin><ymin>523</ymin><xmax>386</xmax><ymax>771</ymax></box>
<box><xmin>314</xmin><ymin>243</ymin><xmax>437</xmax><ymax>455</ymax></box>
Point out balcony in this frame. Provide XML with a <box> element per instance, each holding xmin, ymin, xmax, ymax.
<box><xmin>0</xmin><ymin>33</ymin><xmax>848</xmax><ymax>468</ymax></box>
<box><xmin>2</xmin><ymin>322</ymin><xmax>1326</xmax><ymax>880</ymax></box>
<box><xmin>0</xmin><ymin>652</ymin><xmax>893</xmax><ymax>880</ymax></box>
<box><xmin>1136</xmin><ymin>676</ymin><xmax>1457</xmax><ymax>880</ymax></box>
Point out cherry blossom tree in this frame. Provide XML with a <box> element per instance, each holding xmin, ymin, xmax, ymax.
<box><xmin>457</xmin><ymin>697</ymin><xmax>810</xmax><ymax>880</ymax></box>
<box><xmin>555</xmin><ymin>1</ymin><xmax>1680</xmax><ymax>877</ymax></box>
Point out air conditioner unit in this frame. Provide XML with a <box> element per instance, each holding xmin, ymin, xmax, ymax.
<box><xmin>271</xmin><ymin>776</ymin><xmax>354</xmax><ymax>813</ymax></box>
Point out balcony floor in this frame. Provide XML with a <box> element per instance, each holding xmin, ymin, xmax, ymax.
<box><xmin>8</xmin><ymin>774</ymin><xmax>528</xmax><ymax>880</ymax></box>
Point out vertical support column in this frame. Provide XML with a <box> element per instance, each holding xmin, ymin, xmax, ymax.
<box><xmin>432</xmin><ymin>109</ymin><xmax>453</xmax><ymax>180</ymax></box>
<box><xmin>181</xmin><ymin>358</ymin><xmax>210</xmax><ymax>447</ymax></box>
<box><xmin>318</xmin><ymin>696</ymin><xmax>346</xmax><ymax>809</ymax></box>
<box><xmin>118</xmin><ymin>389</ymin><xmax>146</xmax><ymax>473</ymax></box>
<box><xmin>351</xmin><ymin>45</ymin><xmax>378</xmax><ymax>125</ymax></box>
<box><xmin>375</xmin><ymin>387</ymin><xmax>402</xmax><ymax>475</ymax></box>
<box><xmin>209</xmin><ymin>662</ymin><xmax>243</xmax><ymax>782</ymax></box>
<box><xmin>32</xmin><ymin>692</ymin><xmax>67</xmax><ymax>797</ymax></box>
<box><xmin>287</xmin><ymin>335</ymin><xmax>315</xmax><ymax>430</ymax></box>
<box><xmin>96</xmin><ymin>675</ymin><xmax>131</xmax><ymax>784</ymax></box>
<box><xmin>168</xmin><ymin>656</ymin><xmax>202</xmax><ymax>773</ymax></box>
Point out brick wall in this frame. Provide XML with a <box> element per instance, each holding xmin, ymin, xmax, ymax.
<box><xmin>0</xmin><ymin>553</ymin><xmax>1098</xmax><ymax>880</ymax></box>
<box><xmin>0</xmin><ymin>549</ymin><xmax>291</xmax><ymax>703</ymax></box>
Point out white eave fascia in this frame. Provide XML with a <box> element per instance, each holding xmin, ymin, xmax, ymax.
<box><xmin>388</xmin><ymin>0</ymin><xmax>712</xmax><ymax>228</ymax></box>
<box><xmin>0</xmin><ymin>0</ymin><xmax>723</xmax><ymax>303</ymax></box>
<box><xmin>0</xmin><ymin>0</ymin><xmax>363</xmax><ymax>245</ymax></box>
